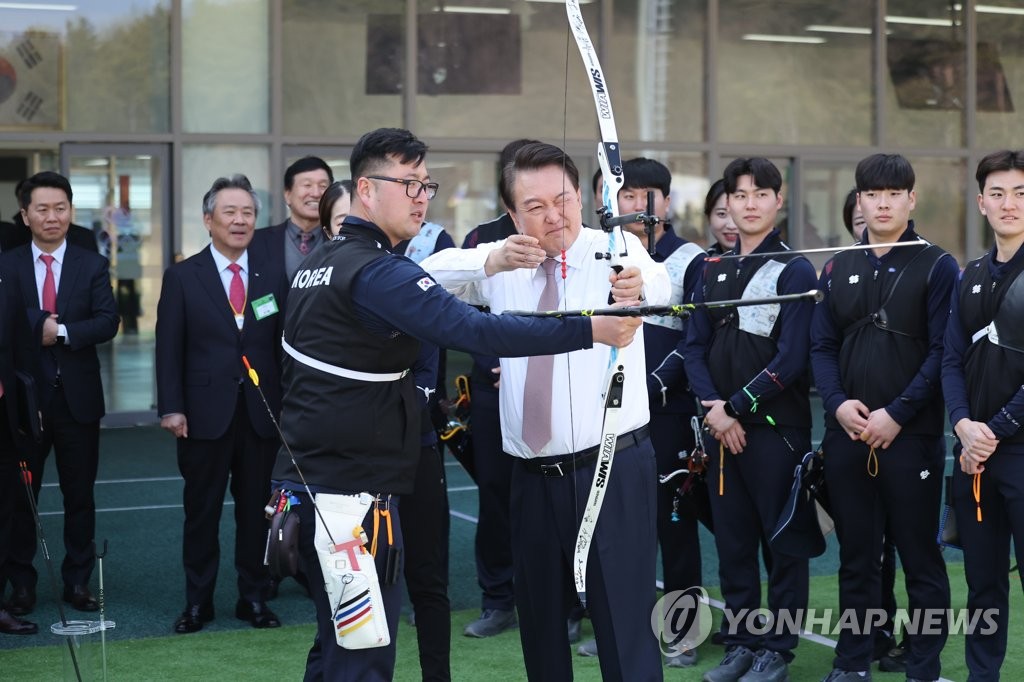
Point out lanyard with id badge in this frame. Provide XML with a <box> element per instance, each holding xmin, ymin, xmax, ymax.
<box><xmin>235</xmin><ymin>293</ymin><xmax>279</xmax><ymax>330</ymax></box>
<box><xmin>250</xmin><ymin>293</ymin><xmax>279</xmax><ymax>326</ymax></box>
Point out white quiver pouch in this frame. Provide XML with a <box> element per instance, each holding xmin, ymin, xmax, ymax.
<box><xmin>314</xmin><ymin>492</ymin><xmax>390</xmax><ymax>649</ymax></box>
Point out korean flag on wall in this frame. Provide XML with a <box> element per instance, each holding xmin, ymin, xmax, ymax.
<box><xmin>0</xmin><ymin>31</ymin><xmax>63</xmax><ymax>130</ymax></box>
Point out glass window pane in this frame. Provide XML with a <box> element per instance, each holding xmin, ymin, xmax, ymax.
<box><xmin>182</xmin><ymin>0</ymin><xmax>268</xmax><ymax>134</ymax></box>
<box><xmin>884</xmin><ymin>1</ymin><xmax>965</xmax><ymax>148</ymax></box>
<box><xmin>907</xmin><ymin>156</ymin><xmax>966</xmax><ymax>264</ymax></box>
<box><xmin>414</xmin><ymin>2</ymin><xmax>598</xmax><ymax>141</ymax></box>
<box><xmin>181</xmin><ymin>146</ymin><xmax>270</xmax><ymax>258</ymax></box>
<box><xmin>417</xmin><ymin>152</ymin><xmax>505</xmax><ymax>247</ymax></box>
<box><xmin>801</xmin><ymin>160</ymin><xmax>858</xmax><ymax>271</ymax></box>
<box><xmin>609</xmin><ymin>0</ymin><xmax>705</xmax><ymax>143</ymax></box>
<box><xmin>66</xmin><ymin>150</ymin><xmax>167</xmax><ymax>412</ymax></box>
<box><xmin>282</xmin><ymin>0</ymin><xmax>402</xmax><ymax>137</ymax></box>
<box><xmin>0</xmin><ymin>3</ymin><xmax>170</xmax><ymax>133</ymax></box>
<box><xmin>718</xmin><ymin>1</ymin><xmax>872</xmax><ymax>145</ymax></box>
<box><xmin>974</xmin><ymin>1</ymin><xmax>1024</xmax><ymax>148</ymax></box>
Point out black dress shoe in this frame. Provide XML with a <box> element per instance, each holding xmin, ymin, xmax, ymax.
<box><xmin>63</xmin><ymin>585</ymin><xmax>99</xmax><ymax>612</ymax></box>
<box><xmin>0</xmin><ymin>608</ymin><xmax>38</xmax><ymax>635</ymax></box>
<box><xmin>235</xmin><ymin>599</ymin><xmax>281</xmax><ymax>629</ymax></box>
<box><xmin>6</xmin><ymin>586</ymin><xmax>36</xmax><ymax>616</ymax></box>
<box><xmin>173</xmin><ymin>603</ymin><xmax>215</xmax><ymax>634</ymax></box>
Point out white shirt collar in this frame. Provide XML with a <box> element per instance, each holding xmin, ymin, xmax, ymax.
<box><xmin>31</xmin><ymin>239</ymin><xmax>68</xmax><ymax>264</ymax></box>
<box><xmin>209</xmin><ymin>245</ymin><xmax>248</xmax><ymax>274</ymax></box>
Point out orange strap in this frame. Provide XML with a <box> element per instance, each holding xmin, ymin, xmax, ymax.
<box><xmin>867</xmin><ymin>446</ymin><xmax>878</xmax><ymax>478</ymax></box>
<box><xmin>718</xmin><ymin>441</ymin><xmax>725</xmax><ymax>496</ymax></box>
<box><xmin>370</xmin><ymin>499</ymin><xmax>395</xmax><ymax>557</ymax></box>
<box><xmin>371</xmin><ymin>506</ymin><xmax>380</xmax><ymax>556</ymax></box>
<box><xmin>973</xmin><ymin>472</ymin><xmax>983</xmax><ymax>523</ymax></box>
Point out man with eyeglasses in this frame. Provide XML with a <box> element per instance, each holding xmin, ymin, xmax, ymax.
<box><xmin>272</xmin><ymin>128</ymin><xmax>645</xmax><ymax>681</ymax></box>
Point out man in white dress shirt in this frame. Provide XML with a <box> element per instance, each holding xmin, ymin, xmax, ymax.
<box><xmin>421</xmin><ymin>142</ymin><xmax>670</xmax><ymax>682</ymax></box>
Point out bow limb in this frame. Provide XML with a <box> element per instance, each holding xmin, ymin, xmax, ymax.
<box><xmin>565</xmin><ymin>0</ymin><xmax>627</xmax><ymax>268</ymax></box>
<box><xmin>564</xmin><ymin>0</ymin><xmax>630</xmax><ymax>609</ymax></box>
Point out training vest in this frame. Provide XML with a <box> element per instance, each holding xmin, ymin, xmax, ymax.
<box><xmin>825</xmin><ymin>241</ymin><xmax>950</xmax><ymax>435</ymax></box>
<box><xmin>703</xmin><ymin>237</ymin><xmax>810</xmax><ymax>428</ymax></box>
<box><xmin>404</xmin><ymin>222</ymin><xmax>444</xmax><ymax>264</ymax></box>
<box><xmin>273</xmin><ymin>222</ymin><xmax>422</xmax><ymax>494</ymax></box>
<box><xmin>647</xmin><ymin>240</ymin><xmax>706</xmax><ymax>332</ymax></box>
<box><xmin>957</xmin><ymin>252</ymin><xmax>1024</xmax><ymax>444</ymax></box>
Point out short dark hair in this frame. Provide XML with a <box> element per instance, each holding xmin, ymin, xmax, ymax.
<box><xmin>703</xmin><ymin>178</ymin><xmax>727</xmax><ymax>219</ymax></box>
<box><xmin>975</xmin><ymin>149</ymin><xmax>1024</xmax><ymax>191</ymax></box>
<box><xmin>202</xmin><ymin>174</ymin><xmax>261</xmax><ymax>217</ymax></box>
<box><xmin>350</xmin><ymin>128</ymin><xmax>428</xmax><ymax>182</ymax></box>
<box><xmin>18</xmin><ymin>171</ymin><xmax>72</xmax><ymax>209</ymax></box>
<box><xmin>318</xmin><ymin>179</ymin><xmax>353</xmax><ymax>229</ymax></box>
<box><xmin>497</xmin><ymin>139</ymin><xmax>541</xmax><ymax>211</ymax></box>
<box><xmin>842</xmin><ymin>188</ymin><xmax>859</xmax><ymax>237</ymax></box>
<box><xmin>622</xmin><ymin>158</ymin><xmax>671</xmax><ymax>197</ymax></box>
<box><xmin>592</xmin><ymin>169</ymin><xmax>603</xmax><ymax>198</ymax></box>
<box><xmin>500</xmin><ymin>142</ymin><xmax>579</xmax><ymax>211</ymax></box>
<box><xmin>284</xmin><ymin>156</ymin><xmax>333</xmax><ymax>190</ymax></box>
<box><xmin>855</xmin><ymin>154</ymin><xmax>915</xmax><ymax>192</ymax></box>
<box><xmin>723</xmin><ymin>158</ymin><xmax>782</xmax><ymax>195</ymax></box>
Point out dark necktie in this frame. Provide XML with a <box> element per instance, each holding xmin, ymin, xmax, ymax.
<box><xmin>299</xmin><ymin>231</ymin><xmax>314</xmax><ymax>255</ymax></box>
<box><xmin>522</xmin><ymin>258</ymin><xmax>559</xmax><ymax>453</ymax></box>
<box><xmin>40</xmin><ymin>254</ymin><xmax>57</xmax><ymax>314</ymax></box>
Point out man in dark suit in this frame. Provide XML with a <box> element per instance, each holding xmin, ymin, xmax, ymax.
<box><xmin>0</xmin><ymin>171</ymin><xmax>119</xmax><ymax>616</ymax></box>
<box><xmin>0</xmin><ymin>267</ymin><xmax>42</xmax><ymax>635</ymax></box>
<box><xmin>156</xmin><ymin>174</ymin><xmax>288</xmax><ymax>634</ymax></box>
<box><xmin>0</xmin><ymin>179</ymin><xmax>99</xmax><ymax>254</ymax></box>
<box><xmin>253</xmin><ymin>156</ymin><xmax>333</xmax><ymax>279</ymax></box>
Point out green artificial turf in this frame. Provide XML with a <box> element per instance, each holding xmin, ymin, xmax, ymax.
<box><xmin>1</xmin><ymin>562</ymin><xmax>1018</xmax><ymax>681</ymax></box>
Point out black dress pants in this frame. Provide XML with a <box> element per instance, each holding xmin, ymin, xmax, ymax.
<box><xmin>824</xmin><ymin>430</ymin><xmax>949</xmax><ymax>679</ymax></box>
<box><xmin>706</xmin><ymin>424</ymin><xmax>810</xmax><ymax>659</ymax></box>
<box><xmin>7</xmin><ymin>385</ymin><xmax>100</xmax><ymax>590</ymax></box>
<box><xmin>953</xmin><ymin>447</ymin><xmax>1024</xmax><ymax>682</ymax></box>
<box><xmin>511</xmin><ymin>437</ymin><xmax>662</xmax><ymax>682</ymax></box>
<box><xmin>469</xmin><ymin>388</ymin><xmax>515</xmax><ymax>612</ymax></box>
<box><xmin>401</xmin><ymin>443</ymin><xmax>451</xmax><ymax>681</ymax></box>
<box><xmin>176</xmin><ymin>392</ymin><xmax>276</xmax><ymax>606</ymax></box>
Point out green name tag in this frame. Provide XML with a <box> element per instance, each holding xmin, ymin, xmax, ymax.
<box><xmin>251</xmin><ymin>293</ymin><xmax>279</xmax><ymax>320</ymax></box>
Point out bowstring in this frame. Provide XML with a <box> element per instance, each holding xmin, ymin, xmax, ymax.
<box><xmin>561</xmin><ymin>14</ymin><xmax>581</xmax><ymax>530</ymax></box>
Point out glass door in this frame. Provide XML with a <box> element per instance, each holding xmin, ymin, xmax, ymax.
<box><xmin>61</xmin><ymin>144</ymin><xmax>170</xmax><ymax>421</ymax></box>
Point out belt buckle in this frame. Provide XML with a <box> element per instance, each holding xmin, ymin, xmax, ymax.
<box><xmin>540</xmin><ymin>462</ymin><xmax>564</xmax><ymax>477</ymax></box>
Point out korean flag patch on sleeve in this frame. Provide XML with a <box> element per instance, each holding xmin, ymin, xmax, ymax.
<box><xmin>416</xmin><ymin>276</ymin><xmax>436</xmax><ymax>291</ymax></box>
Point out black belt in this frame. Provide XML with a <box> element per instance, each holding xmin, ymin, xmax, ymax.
<box><xmin>521</xmin><ymin>425</ymin><xmax>650</xmax><ymax>477</ymax></box>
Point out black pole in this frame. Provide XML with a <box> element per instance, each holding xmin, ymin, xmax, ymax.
<box><xmin>18</xmin><ymin>460</ymin><xmax>84</xmax><ymax>682</ymax></box>
<box><xmin>646</xmin><ymin>190</ymin><xmax>657</xmax><ymax>257</ymax></box>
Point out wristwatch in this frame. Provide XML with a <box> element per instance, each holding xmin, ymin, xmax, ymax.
<box><xmin>723</xmin><ymin>399</ymin><xmax>740</xmax><ymax>419</ymax></box>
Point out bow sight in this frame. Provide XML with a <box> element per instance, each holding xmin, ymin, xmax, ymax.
<box><xmin>595</xmin><ymin>189</ymin><xmax>661</xmax><ymax>259</ymax></box>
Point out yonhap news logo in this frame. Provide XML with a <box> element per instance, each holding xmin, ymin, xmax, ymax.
<box><xmin>651</xmin><ymin>587</ymin><xmax>714</xmax><ymax>658</ymax></box>
<box><xmin>651</xmin><ymin>587</ymin><xmax>1000</xmax><ymax>652</ymax></box>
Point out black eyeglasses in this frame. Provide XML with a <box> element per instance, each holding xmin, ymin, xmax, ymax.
<box><xmin>366</xmin><ymin>175</ymin><xmax>439</xmax><ymax>200</ymax></box>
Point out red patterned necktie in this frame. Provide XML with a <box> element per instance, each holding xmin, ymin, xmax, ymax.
<box><xmin>521</xmin><ymin>259</ymin><xmax>559</xmax><ymax>453</ymax></box>
<box><xmin>227</xmin><ymin>263</ymin><xmax>245</xmax><ymax>314</ymax></box>
<box><xmin>40</xmin><ymin>254</ymin><xmax>57</xmax><ymax>314</ymax></box>
<box><xmin>299</xmin><ymin>231</ymin><xmax>313</xmax><ymax>255</ymax></box>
